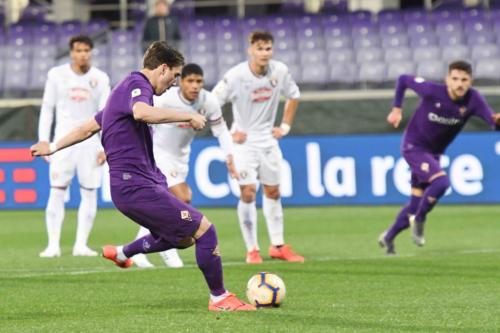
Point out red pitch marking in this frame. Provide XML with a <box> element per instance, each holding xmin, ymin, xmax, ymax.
<box><xmin>14</xmin><ymin>189</ymin><xmax>37</xmax><ymax>203</ymax></box>
<box><xmin>13</xmin><ymin>168</ymin><xmax>36</xmax><ymax>183</ymax></box>
<box><xmin>0</xmin><ymin>149</ymin><xmax>34</xmax><ymax>162</ymax></box>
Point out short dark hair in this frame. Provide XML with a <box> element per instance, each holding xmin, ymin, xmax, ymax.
<box><xmin>448</xmin><ymin>60</ymin><xmax>472</xmax><ymax>76</ymax></box>
<box><xmin>181</xmin><ymin>63</ymin><xmax>203</xmax><ymax>78</ymax></box>
<box><xmin>69</xmin><ymin>35</ymin><xmax>93</xmax><ymax>50</ymax></box>
<box><xmin>143</xmin><ymin>41</ymin><xmax>184</xmax><ymax>70</ymax></box>
<box><xmin>248</xmin><ymin>30</ymin><xmax>274</xmax><ymax>44</ymax></box>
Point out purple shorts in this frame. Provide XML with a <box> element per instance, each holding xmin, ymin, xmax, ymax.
<box><xmin>111</xmin><ymin>183</ymin><xmax>202</xmax><ymax>246</ymax></box>
<box><xmin>402</xmin><ymin>149</ymin><xmax>442</xmax><ymax>188</ymax></box>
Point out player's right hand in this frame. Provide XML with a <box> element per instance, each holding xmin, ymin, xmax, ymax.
<box><xmin>30</xmin><ymin>141</ymin><xmax>51</xmax><ymax>157</ymax></box>
<box><xmin>190</xmin><ymin>113</ymin><xmax>206</xmax><ymax>130</ymax></box>
<box><xmin>232</xmin><ymin>130</ymin><xmax>247</xmax><ymax>144</ymax></box>
<box><xmin>387</xmin><ymin>107</ymin><xmax>402</xmax><ymax>128</ymax></box>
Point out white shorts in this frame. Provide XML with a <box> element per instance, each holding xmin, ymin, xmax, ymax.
<box><xmin>49</xmin><ymin>143</ymin><xmax>103</xmax><ymax>189</ymax></box>
<box><xmin>233</xmin><ymin>143</ymin><xmax>283</xmax><ymax>186</ymax></box>
<box><xmin>155</xmin><ymin>153</ymin><xmax>189</xmax><ymax>188</ymax></box>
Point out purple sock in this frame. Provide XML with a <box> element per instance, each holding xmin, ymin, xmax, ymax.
<box><xmin>385</xmin><ymin>195</ymin><xmax>421</xmax><ymax>241</ymax></box>
<box><xmin>195</xmin><ymin>224</ymin><xmax>225</xmax><ymax>296</ymax></box>
<box><xmin>123</xmin><ymin>234</ymin><xmax>174</xmax><ymax>257</ymax></box>
<box><xmin>415</xmin><ymin>176</ymin><xmax>450</xmax><ymax>223</ymax></box>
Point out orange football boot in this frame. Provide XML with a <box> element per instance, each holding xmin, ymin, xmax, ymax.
<box><xmin>246</xmin><ymin>249</ymin><xmax>263</xmax><ymax>264</ymax></box>
<box><xmin>102</xmin><ymin>245</ymin><xmax>133</xmax><ymax>269</ymax></box>
<box><xmin>269</xmin><ymin>244</ymin><xmax>304</xmax><ymax>262</ymax></box>
<box><xmin>208</xmin><ymin>293</ymin><xmax>256</xmax><ymax>312</ymax></box>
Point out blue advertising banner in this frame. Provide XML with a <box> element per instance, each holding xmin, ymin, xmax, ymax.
<box><xmin>1</xmin><ymin>132</ymin><xmax>499</xmax><ymax>209</ymax></box>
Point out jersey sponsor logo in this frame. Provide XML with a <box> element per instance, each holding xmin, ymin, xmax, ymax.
<box><xmin>69</xmin><ymin>87</ymin><xmax>91</xmax><ymax>102</ymax></box>
<box><xmin>131</xmin><ymin>88</ymin><xmax>141</xmax><ymax>98</ymax></box>
<box><xmin>181</xmin><ymin>210</ymin><xmax>192</xmax><ymax>221</ymax></box>
<box><xmin>428</xmin><ymin>112</ymin><xmax>462</xmax><ymax>125</ymax></box>
<box><xmin>177</xmin><ymin>123</ymin><xmax>193</xmax><ymax>129</ymax></box>
<box><xmin>251</xmin><ymin>87</ymin><xmax>273</xmax><ymax>103</ymax></box>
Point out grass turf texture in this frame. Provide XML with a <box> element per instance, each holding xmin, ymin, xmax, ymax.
<box><xmin>1</xmin><ymin>206</ymin><xmax>499</xmax><ymax>333</ymax></box>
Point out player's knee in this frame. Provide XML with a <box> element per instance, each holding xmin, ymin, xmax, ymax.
<box><xmin>240</xmin><ymin>186</ymin><xmax>256</xmax><ymax>203</ymax></box>
<box><xmin>194</xmin><ymin>216</ymin><xmax>213</xmax><ymax>239</ymax></box>
<box><xmin>432</xmin><ymin>175</ymin><xmax>451</xmax><ymax>195</ymax></box>
<box><xmin>263</xmin><ymin>187</ymin><xmax>280</xmax><ymax>200</ymax></box>
<box><xmin>177</xmin><ymin>237</ymin><xmax>195</xmax><ymax>249</ymax></box>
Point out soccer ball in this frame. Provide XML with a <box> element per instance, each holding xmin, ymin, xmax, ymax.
<box><xmin>246</xmin><ymin>272</ymin><xmax>286</xmax><ymax>308</ymax></box>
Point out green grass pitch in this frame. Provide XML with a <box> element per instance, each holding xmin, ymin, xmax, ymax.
<box><xmin>1</xmin><ymin>205</ymin><xmax>500</xmax><ymax>332</ymax></box>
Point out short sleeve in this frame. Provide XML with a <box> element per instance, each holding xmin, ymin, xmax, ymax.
<box><xmin>128</xmin><ymin>77</ymin><xmax>154</xmax><ymax>113</ymax></box>
<box><xmin>281</xmin><ymin>64</ymin><xmax>300</xmax><ymax>99</ymax></box>
<box><xmin>95</xmin><ymin>110</ymin><xmax>103</xmax><ymax>127</ymax></box>
<box><xmin>205</xmin><ymin>92</ymin><xmax>223</xmax><ymax>123</ymax></box>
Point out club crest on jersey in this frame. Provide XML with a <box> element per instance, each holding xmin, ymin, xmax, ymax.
<box><xmin>181</xmin><ymin>210</ymin><xmax>192</xmax><ymax>221</ymax></box>
<box><xmin>198</xmin><ymin>108</ymin><xmax>206</xmax><ymax>115</ymax></box>
<box><xmin>420</xmin><ymin>162</ymin><xmax>430</xmax><ymax>173</ymax></box>
<box><xmin>89</xmin><ymin>78</ymin><xmax>98</xmax><ymax>88</ymax></box>
<box><xmin>435</xmin><ymin>102</ymin><xmax>441</xmax><ymax>109</ymax></box>
<box><xmin>170</xmin><ymin>171</ymin><xmax>178</xmax><ymax>178</ymax></box>
<box><xmin>131</xmin><ymin>88</ymin><xmax>141</xmax><ymax>98</ymax></box>
<box><xmin>240</xmin><ymin>171</ymin><xmax>248</xmax><ymax>179</ymax></box>
<box><xmin>459</xmin><ymin>106</ymin><xmax>467</xmax><ymax>116</ymax></box>
<box><xmin>269</xmin><ymin>77</ymin><xmax>278</xmax><ymax>87</ymax></box>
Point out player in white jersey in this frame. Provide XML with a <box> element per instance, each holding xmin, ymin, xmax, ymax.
<box><xmin>212</xmin><ymin>31</ymin><xmax>304</xmax><ymax>264</ymax></box>
<box><xmin>132</xmin><ymin>63</ymin><xmax>237</xmax><ymax>268</ymax></box>
<box><xmin>38</xmin><ymin>35</ymin><xmax>111</xmax><ymax>258</ymax></box>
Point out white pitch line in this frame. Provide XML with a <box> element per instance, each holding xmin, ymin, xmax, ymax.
<box><xmin>1</xmin><ymin>248</ymin><xmax>499</xmax><ymax>279</ymax></box>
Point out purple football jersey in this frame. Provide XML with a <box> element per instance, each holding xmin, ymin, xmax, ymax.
<box><xmin>95</xmin><ymin>72</ymin><xmax>166</xmax><ymax>191</ymax></box>
<box><xmin>394</xmin><ymin>75</ymin><xmax>496</xmax><ymax>154</ymax></box>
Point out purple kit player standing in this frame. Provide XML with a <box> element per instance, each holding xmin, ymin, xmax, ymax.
<box><xmin>31</xmin><ymin>41</ymin><xmax>255</xmax><ymax>312</ymax></box>
<box><xmin>379</xmin><ymin>60</ymin><xmax>500</xmax><ymax>254</ymax></box>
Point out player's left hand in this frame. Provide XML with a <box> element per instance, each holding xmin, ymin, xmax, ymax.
<box><xmin>30</xmin><ymin>141</ymin><xmax>51</xmax><ymax>157</ymax></box>
<box><xmin>226</xmin><ymin>155</ymin><xmax>240</xmax><ymax>180</ymax></box>
<box><xmin>96</xmin><ymin>151</ymin><xmax>106</xmax><ymax>165</ymax></box>
<box><xmin>492</xmin><ymin>113</ymin><xmax>500</xmax><ymax>125</ymax></box>
<box><xmin>272</xmin><ymin>127</ymin><xmax>285</xmax><ymax>139</ymax></box>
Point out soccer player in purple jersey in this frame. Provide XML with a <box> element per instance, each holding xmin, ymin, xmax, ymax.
<box><xmin>379</xmin><ymin>60</ymin><xmax>500</xmax><ymax>255</ymax></box>
<box><xmin>31</xmin><ymin>42</ymin><xmax>255</xmax><ymax>312</ymax></box>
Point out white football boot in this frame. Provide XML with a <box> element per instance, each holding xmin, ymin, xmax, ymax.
<box><xmin>132</xmin><ymin>254</ymin><xmax>155</xmax><ymax>268</ymax></box>
<box><xmin>409</xmin><ymin>215</ymin><xmax>426</xmax><ymax>246</ymax></box>
<box><xmin>39</xmin><ymin>246</ymin><xmax>61</xmax><ymax>258</ymax></box>
<box><xmin>159</xmin><ymin>249</ymin><xmax>184</xmax><ymax>268</ymax></box>
<box><xmin>72</xmin><ymin>245</ymin><xmax>98</xmax><ymax>256</ymax></box>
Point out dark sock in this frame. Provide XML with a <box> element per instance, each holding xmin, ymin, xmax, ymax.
<box><xmin>195</xmin><ymin>224</ymin><xmax>225</xmax><ymax>296</ymax></box>
<box><xmin>123</xmin><ymin>234</ymin><xmax>174</xmax><ymax>257</ymax></box>
<box><xmin>415</xmin><ymin>176</ymin><xmax>450</xmax><ymax>223</ymax></box>
<box><xmin>386</xmin><ymin>195</ymin><xmax>421</xmax><ymax>241</ymax></box>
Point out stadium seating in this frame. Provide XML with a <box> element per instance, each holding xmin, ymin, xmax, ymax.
<box><xmin>2</xmin><ymin>4</ymin><xmax>500</xmax><ymax>95</ymax></box>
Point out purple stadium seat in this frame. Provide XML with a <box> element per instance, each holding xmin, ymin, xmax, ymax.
<box><xmin>323</xmin><ymin>24</ymin><xmax>350</xmax><ymax>39</ymax></box>
<box><xmin>29</xmin><ymin>59</ymin><xmax>55</xmax><ymax>90</ymax></box>
<box><xmin>86</xmin><ymin>20</ymin><xmax>109</xmax><ymax>35</ymax></box>
<box><xmin>351</xmin><ymin>21</ymin><xmax>378</xmax><ymax>38</ymax></box>
<box><xmin>407</xmin><ymin>22</ymin><xmax>434</xmax><ymax>36</ymax></box>
<box><xmin>215</xmin><ymin>17</ymin><xmax>239</xmax><ymax>33</ymax></box>
<box><xmin>416</xmin><ymin>60</ymin><xmax>445</xmax><ymax>80</ymax></box>
<box><xmin>217</xmin><ymin>52</ymin><xmax>244</xmax><ymax>75</ymax></box>
<box><xmin>378</xmin><ymin>21</ymin><xmax>405</xmax><ymax>36</ymax></box>
<box><xmin>464</xmin><ymin>21</ymin><xmax>491</xmax><ymax>35</ymax></box>
<box><xmin>471</xmin><ymin>44</ymin><xmax>500</xmax><ymax>61</ymax></box>
<box><xmin>111</xmin><ymin>30</ymin><xmax>139</xmax><ymax>44</ymax></box>
<box><xmin>301</xmin><ymin>65</ymin><xmax>328</xmax><ymax>85</ymax></box>
<box><xmin>387</xmin><ymin>61</ymin><xmax>416</xmax><ymax>81</ymax></box>
<box><xmin>267</xmin><ymin>15</ymin><xmax>292</xmax><ymax>30</ymax></box>
<box><xmin>274</xmin><ymin>50</ymin><xmax>299</xmax><ymax>65</ymax></box>
<box><xmin>475</xmin><ymin>59</ymin><xmax>500</xmax><ymax>81</ymax></box>
<box><xmin>329</xmin><ymin>62</ymin><xmax>357</xmax><ymax>84</ymax></box>
<box><xmin>322</xmin><ymin>0</ymin><xmax>348</xmax><ymax>13</ymax></box>
<box><xmin>216</xmin><ymin>39</ymin><xmax>243</xmax><ymax>54</ymax></box>
<box><xmin>441</xmin><ymin>44</ymin><xmax>469</xmax><ymax>64</ymax></box>
<box><xmin>327</xmin><ymin>48</ymin><xmax>354</xmax><ymax>64</ymax></box>
<box><xmin>19</xmin><ymin>4</ymin><xmax>47</xmax><ymax>23</ymax></box>
<box><xmin>190</xmin><ymin>53</ymin><xmax>216</xmax><ymax>68</ymax></box>
<box><xmin>297</xmin><ymin>37</ymin><xmax>324</xmax><ymax>51</ymax></box>
<box><xmin>353</xmin><ymin>35</ymin><xmax>380</xmax><ymax>49</ymax></box>
<box><xmin>111</xmin><ymin>56</ymin><xmax>137</xmax><ymax>85</ymax></box>
<box><xmin>349</xmin><ymin>10</ymin><xmax>372</xmax><ymax>24</ymax></box>
<box><xmin>282</xmin><ymin>0</ymin><xmax>304</xmax><ymax>14</ymax></box>
<box><xmin>355</xmin><ymin>47</ymin><xmax>383</xmax><ymax>63</ymax></box>
<box><xmin>4</xmin><ymin>58</ymin><xmax>29</xmax><ymax>94</ymax></box>
<box><xmin>358</xmin><ymin>61</ymin><xmax>387</xmax><ymax>83</ymax></box>
<box><xmin>381</xmin><ymin>34</ymin><xmax>409</xmax><ymax>48</ymax></box>
<box><xmin>274</xmin><ymin>26</ymin><xmax>296</xmax><ymax>42</ymax></box>
<box><xmin>384</xmin><ymin>47</ymin><xmax>412</xmax><ymax>62</ymax></box>
<box><xmin>241</xmin><ymin>17</ymin><xmax>267</xmax><ymax>32</ymax></box>
<box><xmin>170</xmin><ymin>0</ymin><xmax>195</xmax><ymax>18</ymax></box>
<box><xmin>296</xmin><ymin>26</ymin><xmax>323</xmax><ymax>40</ymax></box>
<box><xmin>189</xmin><ymin>41</ymin><xmax>215</xmax><ymax>54</ymax></box>
<box><xmin>413</xmin><ymin>46</ymin><xmax>441</xmax><ymax>62</ymax></box>
<box><xmin>460</xmin><ymin>7</ymin><xmax>487</xmax><ymax>21</ymax></box>
<box><xmin>403</xmin><ymin>10</ymin><xmax>429</xmax><ymax>24</ymax></box>
<box><xmin>274</xmin><ymin>39</ymin><xmax>297</xmax><ymax>52</ymax></box>
<box><xmin>6</xmin><ymin>45</ymin><xmax>32</xmax><ymax>59</ymax></box>
<box><xmin>299</xmin><ymin>49</ymin><xmax>326</xmax><ymax>65</ymax></box>
<box><xmin>321</xmin><ymin>13</ymin><xmax>349</xmax><ymax>27</ymax></box>
<box><xmin>431</xmin><ymin>9</ymin><xmax>460</xmax><ymax>22</ymax></box>
<box><xmin>188</xmin><ymin>17</ymin><xmax>213</xmax><ymax>33</ymax></box>
<box><xmin>201</xmin><ymin>66</ymin><xmax>218</xmax><ymax>87</ymax></box>
<box><xmin>438</xmin><ymin>33</ymin><xmax>465</xmax><ymax>47</ymax></box>
<box><xmin>377</xmin><ymin>9</ymin><xmax>403</xmax><ymax>23</ymax></box>
<box><xmin>410</xmin><ymin>34</ymin><xmax>438</xmax><ymax>48</ymax></box>
<box><xmin>294</xmin><ymin>15</ymin><xmax>320</xmax><ymax>28</ymax></box>
<box><xmin>92</xmin><ymin>56</ymin><xmax>109</xmax><ymax>73</ymax></box>
<box><xmin>37</xmin><ymin>46</ymin><xmax>56</xmax><ymax>59</ymax></box>
<box><xmin>466</xmin><ymin>33</ymin><xmax>496</xmax><ymax>46</ymax></box>
<box><xmin>435</xmin><ymin>21</ymin><xmax>462</xmax><ymax>35</ymax></box>
<box><xmin>325</xmin><ymin>35</ymin><xmax>352</xmax><ymax>49</ymax></box>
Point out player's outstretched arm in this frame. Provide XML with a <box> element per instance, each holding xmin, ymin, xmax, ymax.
<box><xmin>272</xmin><ymin>98</ymin><xmax>299</xmax><ymax>139</ymax></box>
<box><xmin>387</xmin><ymin>107</ymin><xmax>403</xmax><ymax>128</ymax></box>
<box><xmin>132</xmin><ymin>101</ymin><xmax>206</xmax><ymax>129</ymax></box>
<box><xmin>30</xmin><ymin>118</ymin><xmax>101</xmax><ymax>156</ymax></box>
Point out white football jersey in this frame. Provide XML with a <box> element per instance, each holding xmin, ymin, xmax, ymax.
<box><xmin>38</xmin><ymin>64</ymin><xmax>110</xmax><ymax>145</ymax></box>
<box><xmin>153</xmin><ymin>87</ymin><xmax>223</xmax><ymax>163</ymax></box>
<box><xmin>212</xmin><ymin>59</ymin><xmax>300</xmax><ymax>148</ymax></box>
